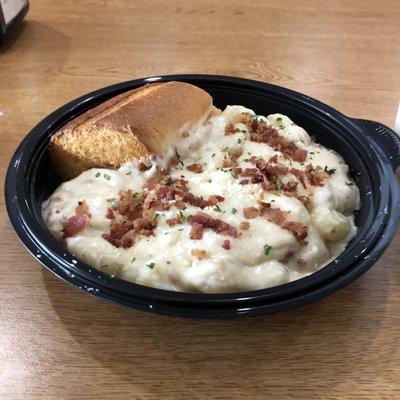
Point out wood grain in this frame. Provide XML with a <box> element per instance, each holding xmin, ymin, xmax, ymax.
<box><xmin>0</xmin><ymin>1</ymin><xmax>399</xmax><ymax>399</ymax></box>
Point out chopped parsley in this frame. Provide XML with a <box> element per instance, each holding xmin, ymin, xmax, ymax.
<box><xmin>232</xmin><ymin>208</ymin><xmax>238</xmax><ymax>214</ymax></box>
<box><xmin>146</xmin><ymin>263</ymin><xmax>155</xmax><ymax>269</ymax></box>
<box><xmin>174</xmin><ymin>148</ymin><xmax>184</xmax><ymax>165</ymax></box>
<box><xmin>324</xmin><ymin>166</ymin><xmax>336</xmax><ymax>175</ymax></box>
<box><xmin>211</xmin><ymin>153</ymin><xmax>216</xmax><ymax>158</ymax></box>
<box><xmin>178</xmin><ymin>228</ymin><xmax>184</xmax><ymax>231</ymax></box>
<box><xmin>263</xmin><ymin>244</ymin><xmax>274</xmax><ymax>255</ymax></box>
<box><xmin>131</xmin><ymin>257</ymin><xmax>136</xmax><ymax>262</ymax></box>
<box><xmin>103</xmin><ymin>173</ymin><xmax>111</xmax><ymax>181</ymax></box>
<box><xmin>237</xmin><ymin>138</ymin><xmax>242</xmax><ymax>144</ymax></box>
<box><xmin>107</xmin><ymin>197</ymin><xmax>116</xmax><ymax>203</ymax></box>
<box><xmin>346</xmin><ymin>181</ymin><xmax>354</xmax><ymax>186</ymax></box>
<box><xmin>276</xmin><ymin>117</ymin><xmax>285</xmax><ymax>128</ymax></box>
<box><xmin>179</xmin><ymin>210</ymin><xmax>187</xmax><ymax>222</ymax></box>
<box><xmin>165</xmin><ymin>177</ymin><xmax>173</xmax><ymax>186</ymax></box>
<box><xmin>95</xmin><ymin>172</ymin><xmax>101</xmax><ymax>178</ymax></box>
<box><xmin>153</xmin><ymin>213</ymin><xmax>160</xmax><ymax>222</ymax></box>
<box><xmin>213</xmin><ymin>205</ymin><xmax>222</xmax><ymax>212</ymax></box>
<box><xmin>126</xmin><ymin>171</ymin><xmax>132</xmax><ymax>176</ymax></box>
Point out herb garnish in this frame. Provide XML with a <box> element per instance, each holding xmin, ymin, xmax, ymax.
<box><xmin>103</xmin><ymin>173</ymin><xmax>111</xmax><ymax>181</ymax></box>
<box><xmin>95</xmin><ymin>172</ymin><xmax>100</xmax><ymax>178</ymax></box>
<box><xmin>263</xmin><ymin>244</ymin><xmax>274</xmax><ymax>255</ymax></box>
<box><xmin>213</xmin><ymin>205</ymin><xmax>222</xmax><ymax>212</ymax></box>
<box><xmin>107</xmin><ymin>197</ymin><xmax>116</xmax><ymax>203</ymax></box>
<box><xmin>345</xmin><ymin>181</ymin><xmax>354</xmax><ymax>186</ymax></box>
<box><xmin>174</xmin><ymin>148</ymin><xmax>184</xmax><ymax>165</ymax></box>
<box><xmin>153</xmin><ymin>213</ymin><xmax>160</xmax><ymax>222</ymax></box>
<box><xmin>179</xmin><ymin>210</ymin><xmax>187</xmax><ymax>222</ymax></box>
<box><xmin>324</xmin><ymin>166</ymin><xmax>336</xmax><ymax>175</ymax></box>
<box><xmin>232</xmin><ymin>208</ymin><xmax>237</xmax><ymax>214</ymax></box>
<box><xmin>146</xmin><ymin>263</ymin><xmax>155</xmax><ymax>269</ymax></box>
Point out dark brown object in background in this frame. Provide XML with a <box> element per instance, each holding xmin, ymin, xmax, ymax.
<box><xmin>0</xmin><ymin>0</ymin><xmax>29</xmax><ymax>45</ymax></box>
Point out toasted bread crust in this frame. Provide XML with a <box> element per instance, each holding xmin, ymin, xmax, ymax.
<box><xmin>50</xmin><ymin>81</ymin><xmax>213</xmax><ymax>180</ymax></box>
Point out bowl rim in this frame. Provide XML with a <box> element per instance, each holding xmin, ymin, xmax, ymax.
<box><xmin>5</xmin><ymin>74</ymin><xmax>400</xmax><ymax>314</ymax></box>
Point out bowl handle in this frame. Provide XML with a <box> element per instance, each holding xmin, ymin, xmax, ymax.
<box><xmin>353</xmin><ymin>119</ymin><xmax>400</xmax><ymax>171</ymax></box>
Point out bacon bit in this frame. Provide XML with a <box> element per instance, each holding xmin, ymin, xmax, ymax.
<box><xmin>175</xmin><ymin>200</ymin><xmax>186</xmax><ymax>210</ymax></box>
<box><xmin>305</xmin><ymin>164</ymin><xmax>327</xmax><ymax>186</ymax></box>
<box><xmin>239</xmin><ymin>179</ymin><xmax>250</xmax><ymax>185</ymax></box>
<box><xmin>133</xmin><ymin>217</ymin><xmax>156</xmax><ymax>233</ymax></box>
<box><xmin>166</xmin><ymin>216</ymin><xmax>182</xmax><ymax>227</ymax></box>
<box><xmin>248</xmin><ymin>117</ymin><xmax>308</xmax><ymax>163</ymax></box>
<box><xmin>121</xmin><ymin>230</ymin><xmax>136</xmax><ymax>248</ymax></box>
<box><xmin>250</xmin><ymin>120</ymin><xmax>280</xmax><ymax>144</ymax></box>
<box><xmin>243</xmin><ymin>207</ymin><xmax>259</xmax><ymax>219</ymax></box>
<box><xmin>117</xmin><ymin>190</ymin><xmax>143</xmax><ymax>220</ymax></box>
<box><xmin>258</xmin><ymin>201</ymin><xmax>308</xmax><ymax>245</ymax></box>
<box><xmin>182</xmin><ymin>192</ymin><xmax>209</xmax><ymax>209</ymax></box>
<box><xmin>239</xmin><ymin>168</ymin><xmax>264</xmax><ymax>184</ymax></box>
<box><xmin>181</xmin><ymin>131</ymin><xmax>190</xmax><ymax>138</ymax></box>
<box><xmin>248</xmin><ymin>156</ymin><xmax>259</xmax><ymax>164</ymax></box>
<box><xmin>187</xmin><ymin>163</ymin><xmax>203</xmax><ymax>173</ymax></box>
<box><xmin>143</xmin><ymin>181</ymin><xmax>157</xmax><ymax>191</ymax></box>
<box><xmin>222</xmin><ymin>158</ymin><xmax>232</xmax><ymax>168</ymax></box>
<box><xmin>156</xmin><ymin>185</ymin><xmax>177</xmax><ymax>201</ymax></box>
<box><xmin>261</xmin><ymin>180</ymin><xmax>277</xmax><ymax>191</ymax></box>
<box><xmin>207</xmin><ymin>195</ymin><xmax>225</xmax><ymax>205</ymax></box>
<box><xmin>224</xmin><ymin>122</ymin><xmax>239</xmax><ymax>135</ymax></box>
<box><xmin>283</xmin><ymin>145</ymin><xmax>308</xmax><ymax>163</ymax></box>
<box><xmin>269</xmin><ymin>155</ymin><xmax>278</xmax><ymax>163</ymax></box>
<box><xmin>139</xmin><ymin>162</ymin><xmax>152</xmax><ymax>171</ymax></box>
<box><xmin>190</xmin><ymin>222</ymin><xmax>204</xmax><ymax>240</ymax></box>
<box><xmin>63</xmin><ymin>214</ymin><xmax>89</xmax><ymax>239</ymax></box>
<box><xmin>282</xmin><ymin>221</ymin><xmax>308</xmax><ymax>244</ymax></box>
<box><xmin>110</xmin><ymin>220</ymin><xmax>133</xmax><ymax>239</ymax></box>
<box><xmin>155</xmin><ymin>202</ymin><xmax>171</xmax><ymax>211</ymax></box>
<box><xmin>191</xmin><ymin>248</ymin><xmax>209</xmax><ymax>259</ymax></box>
<box><xmin>222</xmin><ymin>240</ymin><xmax>231</xmax><ymax>250</ymax></box>
<box><xmin>241</xmin><ymin>167</ymin><xmax>259</xmax><ymax>177</ymax></box>
<box><xmin>102</xmin><ymin>233</ymin><xmax>121</xmax><ymax>247</ymax></box>
<box><xmin>232</xmin><ymin>167</ymin><xmax>242</xmax><ymax>177</ymax></box>
<box><xmin>169</xmin><ymin>156</ymin><xmax>180</xmax><ymax>167</ymax></box>
<box><xmin>190</xmin><ymin>212</ymin><xmax>237</xmax><ymax>238</ymax></box>
<box><xmin>257</xmin><ymin>161</ymin><xmax>289</xmax><ymax>177</ymax></box>
<box><xmin>75</xmin><ymin>200</ymin><xmax>90</xmax><ymax>216</ymax></box>
<box><xmin>175</xmin><ymin>178</ymin><xmax>189</xmax><ymax>191</ymax></box>
<box><xmin>240</xmin><ymin>221</ymin><xmax>250</xmax><ymax>230</ymax></box>
<box><xmin>284</xmin><ymin>181</ymin><xmax>298</xmax><ymax>192</ymax></box>
<box><xmin>106</xmin><ymin>207</ymin><xmax>115</xmax><ymax>219</ymax></box>
<box><xmin>259</xmin><ymin>202</ymin><xmax>289</xmax><ymax>225</ymax></box>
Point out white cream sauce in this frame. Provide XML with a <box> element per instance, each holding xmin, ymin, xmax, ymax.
<box><xmin>42</xmin><ymin>106</ymin><xmax>360</xmax><ymax>293</ymax></box>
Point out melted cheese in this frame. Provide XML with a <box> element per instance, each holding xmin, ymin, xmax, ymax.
<box><xmin>42</xmin><ymin>106</ymin><xmax>360</xmax><ymax>293</ymax></box>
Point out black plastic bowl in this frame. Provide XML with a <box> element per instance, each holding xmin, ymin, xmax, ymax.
<box><xmin>5</xmin><ymin>75</ymin><xmax>400</xmax><ymax>318</ymax></box>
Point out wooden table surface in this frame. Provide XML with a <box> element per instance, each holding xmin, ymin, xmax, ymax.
<box><xmin>1</xmin><ymin>1</ymin><xmax>399</xmax><ymax>399</ymax></box>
